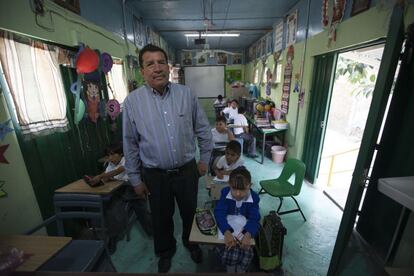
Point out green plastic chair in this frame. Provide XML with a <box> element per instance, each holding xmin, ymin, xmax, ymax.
<box><xmin>259</xmin><ymin>158</ymin><xmax>307</xmax><ymax>221</ymax></box>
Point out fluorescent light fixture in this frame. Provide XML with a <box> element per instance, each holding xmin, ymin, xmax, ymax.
<box><xmin>185</xmin><ymin>33</ymin><xmax>240</xmax><ymax>37</ymax></box>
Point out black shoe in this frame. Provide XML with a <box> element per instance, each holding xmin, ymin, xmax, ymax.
<box><xmin>184</xmin><ymin>243</ymin><xmax>202</xmax><ymax>264</ymax></box>
<box><xmin>158</xmin><ymin>256</ymin><xmax>172</xmax><ymax>273</ymax></box>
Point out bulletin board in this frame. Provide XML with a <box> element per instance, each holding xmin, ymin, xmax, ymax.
<box><xmin>184</xmin><ymin>66</ymin><xmax>225</xmax><ymax>98</ymax></box>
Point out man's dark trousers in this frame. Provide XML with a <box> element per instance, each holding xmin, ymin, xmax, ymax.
<box><xmin>142</xmin><ymin>159</ymin><xmax>199</xmax><ymax>257</ymax></box>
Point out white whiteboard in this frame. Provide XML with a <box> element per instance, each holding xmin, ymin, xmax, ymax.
<box><xmin>184</xmin><ymin>66</ymin><xmax>225</xmax><ymax>98</ymax></box>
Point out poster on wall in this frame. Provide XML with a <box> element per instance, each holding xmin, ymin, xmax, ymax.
<box><xmin>261</xmin><ymin>37</ymin><xmax>266</xmax><ymax>57</ymax></box>
<box><xmin>145</xmin><ymin>26</ymin><xmax>152</xmax><ymax>44</ymax></box>
<box><xmin>281</xmin><ymin>46</ymin><xmax>294</xmax><ymax>114</ymax></box>
<box><xmin>196</xmin><ymin>53</ymin><xmax>208</xmax><ymax>65</ymax></box>
<box><xmin>266</xmin><ymin>33</ymin><xmax>273</xmax><ymax>54</ymax></box>
<box><xmin>152</xmin><ymin>31</ymin><xmax>160</xmax><ymax>47</ymax></box>
<box><xmin>232</xmin><ymin>53</ymin><xmax>243</xmax><ymax>65</ymax></box>
<box><xmin>286</xmin><ymin>10</ymin><xmax>298</xmax><ymax>47</ymax></box>
<box><xmin>132</xmin><ymin>16</ymin><xmax>144</xmax><ymax>49</ymax></box>
<box><xmin>182</xmin><ymin>52</ymin><xmax>193</xmax><ymax>66</ymax></box>
<box><xmin>216</xmin><ymin>52</ymin><xmax>228</xmax><ymax>65</ymax></box>
<box><xmin>225</xmin><ymin>69</ymin><xmax>242</xmax><ymax>83</ymax></box>
<box><xmin>273</xmin><ymin>21</ymin><xmax>284</xmax><ymax>52</ymax></box>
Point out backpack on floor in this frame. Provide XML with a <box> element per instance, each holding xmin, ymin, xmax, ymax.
<box><xmin>255</xmin><ymin>210</ymin><xmax>287</xmax><ymax>270</ymax></box>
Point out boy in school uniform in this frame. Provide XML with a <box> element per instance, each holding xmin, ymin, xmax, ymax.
<box><xmin>214</xmin><ymin>166</ymin><xmax>260</xmax><ymax>273</ymax></box>
<box><xmin>209</xmin><ymin>116</ymin><xmax>235</xmax><ymax>175</ymax></box>
<box><xmin>222</xmin><ymin>99</ymin><xmax>238</xmax><ymax>120</ymax></box>
<box><xmin>232</xmin><ymin>106</ymin><xmax>257</xmax><ymax>158</ymax></box>
<box><xmin>89</xmin><ymin>143</ymin><xmax>153</xmax><ymax>251</ymax></box>
<box><xmin>214</xmin><ymin>140</ymin><xmax>244</xmax><ymax>180</ymax></box>
<box><xmin>214</xmin><ymin>94</ymin><xmax>226</xmax><ymax>105</ymax></box>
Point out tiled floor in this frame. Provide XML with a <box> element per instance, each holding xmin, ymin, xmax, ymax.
<box><xmin>111</xmin><ymin>153</ymin><xmax>344</xmax><ymax>275</ymax></box>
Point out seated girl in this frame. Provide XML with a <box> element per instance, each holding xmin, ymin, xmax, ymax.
<box><xmin>214</xmin><ymin>166</ymin><xmax>261</xmax><ymax>273</ymax></box>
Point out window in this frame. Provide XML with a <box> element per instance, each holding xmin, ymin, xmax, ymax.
<box><xmin>0</xmin><ymin>32</ymin><xmax>68</xmax><ymax>137</ymax></box>
<box><xmin>106</xmin><ymin>61</ymin><xmax>128</xmax><ymax>103</ymax></box>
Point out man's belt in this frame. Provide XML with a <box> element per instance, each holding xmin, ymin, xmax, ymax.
<box><xmin>143</xmin><ymin>159</ymin><xmax>195</xmax><ymax>176</ymax></box>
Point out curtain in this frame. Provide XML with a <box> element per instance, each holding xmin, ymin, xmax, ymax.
<box><xmin>0</xmin><ymin>32</ymin><xmax>68</xmax><ymax>138</ymax></box>
<box><xmin>106</xmin><ymin>61</ymin><xmax>128</xmax><ymax>103</ymax></box>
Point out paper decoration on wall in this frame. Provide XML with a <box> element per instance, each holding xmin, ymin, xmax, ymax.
<box><xmin>76</xmin><ymin>47</ymin><xmax>99</xmax><ymax>74</ymax></box>
<box><xmin>265</xmin><ymin>68</ymin><xmax>272</xmax><ymax>96</ymax></box>
<box><xmin>299</xmin><ymin>87</ymin><xmax>305</xmax><ymax>109</ymax></box>
<box><xmin>286</xmin><ymin>10</ymin><xmax>298</xmax><ymax>47</ymax></box>
<box><xmin>84</xmin><ymin>81</ymin><xmax>101</xmax><ymax>123</ymax></box>
<box><xmin>273</xmin><ymin>21</ymin><xmax>284</xmax><ymax>52</ymax></box>
<box><xmin>266</xmin><ymin>33</ymin><xmax>273</xmax><ymax>54</ymax></box>
<box><xmin>293</xmin><ymin>73</ymin><xmax>300</xmax><ymax>93</ymax></box>
<box><xmin>182</xmin><ymin>52</ymin><xmax>193</xmax><ymax>66</ymax></box>
<box><xmin>75</xmin><ymin>100</ymin><xmax>86</xmax><ymax>124</ymax></box>
<box><xmin>106</xmin><ymin>99</ymin><xmax>120</xmax><ymax>121</ymax></box>
<box><xmin>101</xmin><ymin>53</ymin><xmax>113</xmax><ymax>73</ymax></box>
<box><xmin>272</xmin><ymin>51</ymin><xmax>281</xmax><ymax>83</ymax></box>
<box><xmin>0</xmin><ymin>180</ymin><xmax>6</xmax><ymax>198</ymax></box>
<box><xmin>322</xmin><ymin>0</ymin><xmax>329</xmax><ymax>28</ymax></box>
<box><xmin>281</xmin><ymin>46</ymin><xmax>294</xmax><ymax>114</ymax></box>
<box><xmin>0</xmin><ymin>120</ymin><xmax>14</xmax><ymax>141</ymax></box>
<box><xmin>326</xmin><ymin>0</ymin><xmax>346</xmax><ymax>46</ymax></box>
<box><xmin>216</xmin><ymin>52</ymin><xmax>228</xmax><ymax>65</ymax></box>
<box><xmin>133</xmin><ymin>15</ymin><xmax>145</xmax><ymax>49</ymax></box>
<box><xmin>232</xmin><ymin>54</ymin><xmax>242</xmax><ymax>65</ymax></box>
<box><xmin>0</xmin><ymin>144</ymin><xmax>9</xmax><ymax>164</ymax></box>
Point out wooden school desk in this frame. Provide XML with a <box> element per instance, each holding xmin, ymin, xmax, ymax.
<box><xmin>204</xmin><ymin>175</ymin><xmax>229</xmax><ymax>200</ymax></box>
<box><xmin>0</xmin><ymin>235</ymin><xmax>71</xmax><ymax>271</ymax></box>
<box><xmin>55</xmin><ymin>179</ymin><xmax>123</xmax><ymax>195</ymax></box>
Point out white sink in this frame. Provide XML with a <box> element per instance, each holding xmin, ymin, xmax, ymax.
<box><xmin>378</xmin><ymin>176</ymin><xmax>414</xmax><ymax>211</ymax></box>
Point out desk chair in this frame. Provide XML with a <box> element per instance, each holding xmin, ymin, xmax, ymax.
<box><xmin>259</xmin><ymin>158</ymin><xmax>307</xmax><ymax>221</ymax></box>
<box><xmin>24</xmin><ymin>194</ymin><xmax>116</xmax><ymax>272</ymax></box>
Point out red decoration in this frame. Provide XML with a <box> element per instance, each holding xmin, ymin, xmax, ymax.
<box><xmin>322</xmin><ymin>0</ymin><xmax>329</xmax><ymax>27</ymax></box>
<box><xmin>76</xmin><ymin>47</ymin><xmax>99</xmax><ymax>74</ymax></box>
<box><xmin>332</xmin><ymin>0</ymin><xmax>346</xmax><ymax>23</ymax></box>
<box><xmin>0</xmin><ymin>144</ymin><xmax>9</xmax><ymax>164</ymax></box>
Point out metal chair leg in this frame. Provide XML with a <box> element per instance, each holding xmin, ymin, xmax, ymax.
<box><xmin>277</xmin><ymin>197</ymin><xmax>283</xmax><ymax>213</ymax></box>
<box><xmin>259</xmin><ymin>188</ymin><xmax>265</xmax><ymax>194</ymax></box>
<box><xmin>291</xmin><ymin>196</ymin><xmax>307</xmax><ymax>222</ymax></box>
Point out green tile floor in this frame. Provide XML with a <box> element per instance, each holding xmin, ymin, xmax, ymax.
<box><xmin>111</xmin><ymin>154</ymin><xmax>343</xmax><ymax>275</ymax></box>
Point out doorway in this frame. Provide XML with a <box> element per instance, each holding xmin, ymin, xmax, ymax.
<box><xmin>318</xmin><ymin>44</ymin><xmax>384</xmax><ymax>210</ymax></box>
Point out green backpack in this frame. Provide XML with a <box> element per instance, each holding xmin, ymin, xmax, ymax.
<box><xmin>255</xmin><ymin>211</ymin><xmax>287</xmax><ymax>270</ymax></box>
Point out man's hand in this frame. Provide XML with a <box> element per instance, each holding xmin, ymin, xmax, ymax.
<box><xmin>197</xmin><ymin>161</ymin><xmax>208</xmax><ymax>176</ymax></box>
<box><xmin>133</xmin><ymin>182</ymin><xmax>150</xmax><ymax>199</ymax></box>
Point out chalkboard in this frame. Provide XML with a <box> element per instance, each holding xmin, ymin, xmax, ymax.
<box><xmin>184</xmin><ymin>66</ymin><xmax>225</xmax><ymax>98</ymax></box>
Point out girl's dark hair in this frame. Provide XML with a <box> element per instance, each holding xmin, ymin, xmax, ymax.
<box><xmin>105</xmin><ymin>142</ymin><xmax>123</xmax><ymax>156</ymax></box>
<box><xmin>229</xmin><ymin>166</ymin><xmax>251</xmax><ymax>190</ymax></box>
<box><xmin>226</xmin><ymin>140</ymin><xmax>241</xmax><ymax>155</ymax></box>
<box><xmin>215</xmin><ymin>115</ymin><xmax>227</xmax><ymax>123</ymax></box>
<box><xmin>218</xmin><ymin>95</ymin><xmax>223</xmax><ymax>100</ymax></box>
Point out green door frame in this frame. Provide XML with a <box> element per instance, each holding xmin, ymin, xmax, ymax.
<box><xmin>302</xmin><ymin>54</ymin><xmax>337</xmax><ymax>184</ymax></box>
<box><xmin>327</xmin><ymin>4</ymin><xmax>405</xmax><ymax>275</ymax></box>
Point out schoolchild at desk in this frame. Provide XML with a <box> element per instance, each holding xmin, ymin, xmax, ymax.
<box><xmin>214</xmin><ymin>166</ymin><xmax>260</xmax><ymax>273</ymax></box>
<box><xmin>222</xmin><ymin>99</ymin><xmax>238</xmax><ymax>122</ymax></box>
<box><xmin>209</xmin><ymin>116</ymin><xmax>236</xmax><ymax>175</ymax></box>
<box><xmin>88</xmin><ymin>143</ymin><xmax>153</xmax><ymax>252</ymax></box>
<box><xmin>232</xmin><ymin>107</ymin><xmax>258</xmax><ymax>158</ymax></box>
<box><xmin>213</xmin><ymin>140</ymin><xmax>244</xmax><ymax>180</ymax></box>
<box><xmin>214</xmin><ymin>94</ymin><xmax>226</xmax><ymax>105</ymax></box>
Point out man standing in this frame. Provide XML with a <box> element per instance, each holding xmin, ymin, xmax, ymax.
<box><xmin>123</xmin><ymin>44</ymin><xmax>213</xmax><ymax>273</ymax></box>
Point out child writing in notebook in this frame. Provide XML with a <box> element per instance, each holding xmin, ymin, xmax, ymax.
<box><xmin>213</xmin><ymin>140</ymin><xmax>244</xmax><ymax>180</ymax></box>
<box><xmin>90</xmin><ymin>143</ymin><xmax>153</xmax><ymax>237</ymax></box>
<box><xmin>214</xmin><ymin>166</ymin><xmax>260</xmax><ymax>273</ymax></box>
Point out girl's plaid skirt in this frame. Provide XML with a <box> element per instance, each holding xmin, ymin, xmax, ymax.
<box><xmin>214</xmin><ymin>245</ymin><xmax>254</xmax><ymax>271</ymax></box>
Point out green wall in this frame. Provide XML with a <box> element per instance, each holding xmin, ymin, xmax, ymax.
<box><xmin>0</xmin><ymin>0</ymin><xmax>136</xmax><ymax>234</ymax></box>
<box><xmin>245</xmin><ymin>5</ymin><xmax>414</xmax><ymax>160</ymax></box>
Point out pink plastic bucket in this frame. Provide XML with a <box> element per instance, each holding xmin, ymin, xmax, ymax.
<box><xmin>271</xmin><ymin>146</ymin><xmax>286</xmax><ymax>163</ymax></box>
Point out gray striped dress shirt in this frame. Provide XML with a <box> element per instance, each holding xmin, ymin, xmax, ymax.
<box><xmin>122</xmin><ymin>83</ymin><xmax>213</xmax><ymax>186</ymax></box>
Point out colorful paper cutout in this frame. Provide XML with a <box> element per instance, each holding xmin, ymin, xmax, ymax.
<box><xmin>0</xmin><ymin>144</ymin><xmax>9</xmax><ymax>164</ymax></box>
<box><xmin>0</xmin><ymin>119</ymin><xmax>14</xmax><ymax>141</ymax></box>
<box><xmin>0</xmin><ymin>180</ymin><xmax>6</xmax><ymax>198</ymax></box>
